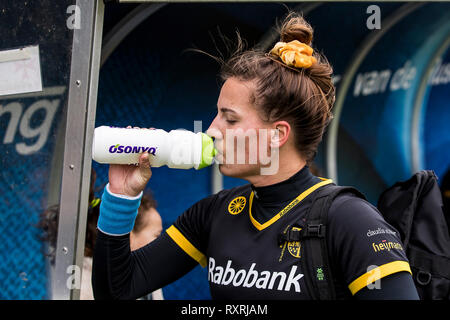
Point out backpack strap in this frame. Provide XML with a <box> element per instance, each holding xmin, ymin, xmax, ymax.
<box><xmin>408</xmin><ymin>246</ymin><xmax>450</xmax><ymax>284</ymax></box>
<box><xmin>298</xmin><ymin>184</ymin><xmax>366</xmax><ymax>300</ymax></box>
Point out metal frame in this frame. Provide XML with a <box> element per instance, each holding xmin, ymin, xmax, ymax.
<box><xmin>53</xmin><ymin>0</ymin><xmax>104</xmax><ymax>300</ymax></box>
<box><xmin>325</xmin><ymin>3</ymin><xmax>423</xmax><ymax>183</ymax></box>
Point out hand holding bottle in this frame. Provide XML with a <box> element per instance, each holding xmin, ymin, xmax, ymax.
<box><xmin>108</xmin><ymin>151</ymin><xmax>152</xmax><ymax>197</ymax></box>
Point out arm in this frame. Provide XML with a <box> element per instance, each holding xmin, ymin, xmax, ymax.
<box><xmin>328</xmin><ymin>195</ymin><xmax>419</xmax><ymax>300</ymax></box>
<box><xmin>92</xmin><ymin>152</ymin><xmax>212</xmax><ymax>299</ymax></box>
<box><xmin>355</xmin><ymin>271</ymin><xmax>419</xmax><ymax>300</ymax></box>
<box><xmin>92</xmin><ymin>228</ymin><xmax>198</xmax><ymax>300</ymax></box>
<box><xmin>91</xmin><ymin>151</ymin><xmax>196</xmax><ymax>299</ymax></box>
<box><xmin>92</xmin><ymin>182</ymin><xmax>199</xmax><ymax>299</ymax></box>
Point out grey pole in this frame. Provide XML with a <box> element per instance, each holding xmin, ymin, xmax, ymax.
<box><xmin>53</xmin><ymin>0</ymin><xmax>104</xmax><ymax>300</ymax></box>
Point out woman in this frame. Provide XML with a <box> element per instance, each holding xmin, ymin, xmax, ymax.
<box><xmin>92</xmin><ymin>13</ymin><xmax>419</xmax><ymax>300</ymax></box>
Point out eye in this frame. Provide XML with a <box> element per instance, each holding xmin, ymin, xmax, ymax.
<box><xmin>226</xmin><ymin>119</ymin><xmax>237</xmax><ymax>125</ymax></box>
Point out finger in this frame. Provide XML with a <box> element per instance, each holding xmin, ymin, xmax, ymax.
<box><xmin>139</xmin><ymin>152</ymin><xmax>152</xmax><ymax>175</ymax></box>
<box><xmin>139</xmin><ymin>152</ymin><xmax>150</xmax><ymax>168</ymax></box>
<box><xmin>149</xmin><ymin>127</ymin><xmax>156</xmax><ymax>130</ymax></box>
<box><xmin>127</xmin><ymin>125</ymin><xmax>132</xmax><ymax>129</ymax></box>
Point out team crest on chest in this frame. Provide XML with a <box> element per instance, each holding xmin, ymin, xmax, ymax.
<box><xmin>287</xmin><ymin>227</ymin><xmax>302</xmax><ymax>258</ymax></box>
<box><xmin>228</xmin><ymin>196</ymin><xmax>246</xmax><ymax>215</ymax></box>
<box><xmin>279</xmin><ymin>226</ymin><xmax>302</xmax><ymax>261</ymax></box>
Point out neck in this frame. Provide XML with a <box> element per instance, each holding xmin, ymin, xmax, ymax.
<box><xmin>247</xmin><ymin>153</ymin><xmax>306</xmax><ymax>187</ymax></box>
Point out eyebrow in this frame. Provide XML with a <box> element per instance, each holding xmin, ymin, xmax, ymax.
<box><xmin>218</xmin><ymin>107</ymin><xmax>237</xmax><ymax>115</ymax></box>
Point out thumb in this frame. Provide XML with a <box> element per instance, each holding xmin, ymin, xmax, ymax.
<box><xmin>139</xmin><ymin>152</ymin><xmax>152</xmax><ymax>179</ymax></box>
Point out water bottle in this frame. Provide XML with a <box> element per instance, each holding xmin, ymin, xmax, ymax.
<box><xmin>92</xmin><ymin>126</ymin><xmax>217</xmax><ymax>170</ymax></box>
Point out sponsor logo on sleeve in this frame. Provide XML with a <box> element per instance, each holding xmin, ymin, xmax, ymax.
<box><xmin>372</xmin><ymin>240</ymin><xmax>403</xmax><ymax>252</ymax></box>
<box><xmin>366</xmin><ymin>227</ymin><xmax>397</xmax><ymax>237</ymax></box>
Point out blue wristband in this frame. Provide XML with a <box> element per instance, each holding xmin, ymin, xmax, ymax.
<box><xmin>97</xmin><ymin>184</ymin><xmax>143</xmax><ymax>236</ymax></box>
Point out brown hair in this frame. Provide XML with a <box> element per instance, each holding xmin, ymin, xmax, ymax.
<box><xmin>38</xmin><ymin>168</ymin><xmax>101</xmax><ymax>262</ymax></box>
<box><xmin>211</xmin><ymin>12</ymin><xmax>335</xmax><ymax>163</ymax></box>
<box><xmin>133</xmin><ymin>192</ymin><xmax>158</xmax><ymax>233</ymax></box>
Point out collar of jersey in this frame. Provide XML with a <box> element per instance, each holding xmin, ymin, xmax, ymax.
<box><xmin>250</xmin><ymin>165</ymin><xmax>316</xmax><ymax>204</ymax></box>
<box><xmin>249</xmin><ymin>179</ymin><xmax>333</xmax><ymax>231</ymax></box>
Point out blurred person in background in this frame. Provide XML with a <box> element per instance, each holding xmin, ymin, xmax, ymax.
<box><xmin>38</xmin><ymin>169</ymin><xmax>163</xmax><ymax>300</ymax></box>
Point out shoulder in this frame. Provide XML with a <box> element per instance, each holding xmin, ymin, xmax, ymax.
<box><xmin>325</xmin><ymin>189</ymin><xmax>400</xmax><ymax>245</ymax></box>
<box><xmin>328</xmin><ymin>191</ymin><xmax>384</xmax><ymax>228</ymax></box>
<box><xmin>324</xmin><ymin>187</ymin><xmax>406</xmax><ymax>259</ymax></box>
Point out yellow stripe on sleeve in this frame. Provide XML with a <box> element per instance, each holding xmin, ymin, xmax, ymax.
<box><xmin>348</xmin><ymin>260</ymin><xmax>412</xmax><ymax>295</ymax></box>
<box><xmin>166</xmin><ymin>225</ymin><xmax>207</xmax><ymax>268</ymax></box>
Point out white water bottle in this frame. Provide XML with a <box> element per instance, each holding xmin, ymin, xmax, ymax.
<box><xmin>92</xmin><ymin>126</ymin><xmax>217</xmax><ymax>170</ymax></box>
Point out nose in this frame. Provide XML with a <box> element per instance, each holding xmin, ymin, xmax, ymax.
<box><xmin>206</xmin><ymin>115</ymin><xmax>222</xmax><ymax>140</ymax></box>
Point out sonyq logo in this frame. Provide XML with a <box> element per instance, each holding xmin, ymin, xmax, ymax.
<box><xmin>108</xmin><ymin>144</ymin><xmax>157</xmax><ymax>155</ymax></box>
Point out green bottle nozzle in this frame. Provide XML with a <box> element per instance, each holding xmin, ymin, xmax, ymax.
<box><xmin>197</xmin><ymin>133</ymin><xmax>217</xmax><ymax>169</ymax></box>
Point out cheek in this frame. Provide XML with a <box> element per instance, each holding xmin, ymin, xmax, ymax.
<box><xmin>256</xmin><ymin>130</ymin><xmax>272</xmax><ymax>160</ymax></box>
<box><xmin>222</xmin><ymin>129</ymin><xmax>268</xmax><ymax>165</ymax></box>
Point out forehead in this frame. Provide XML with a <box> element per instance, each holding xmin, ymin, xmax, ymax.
<box><xmin>217</xmin><ymin>78</ymin><xmax>256</xmax><ymax>112</ymax></box>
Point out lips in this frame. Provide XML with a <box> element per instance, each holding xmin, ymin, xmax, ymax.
<box><xmin>212</xmin><ymin>140</ymin><xmax>224</xmax><ymax>163</ymax></box>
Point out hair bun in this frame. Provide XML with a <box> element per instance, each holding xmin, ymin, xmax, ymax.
<box><xmin>279</xmin><ymin>13</ymin><xmax>313</xmax><ymax>46</ymax></box>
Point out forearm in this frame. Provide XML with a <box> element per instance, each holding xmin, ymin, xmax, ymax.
<box><xmin>92</xmin><ymin>231</ymin><xmax>137</xmax><ymax>300</ymax></box>
<box><xmin>92</xmin><ymin>230</ymin><xmax>198</xmax><ymax>300</ymax></box>
<box><xmin>92</xmin><ymin>184</ymin><xmax>198</xmax><ymax>300</ymax></box>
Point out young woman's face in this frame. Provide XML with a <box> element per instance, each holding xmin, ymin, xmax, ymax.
<box><xmin>207</xmin><ymin>77</ymin><xmax>275</xmax><ymax>179</ymax></box>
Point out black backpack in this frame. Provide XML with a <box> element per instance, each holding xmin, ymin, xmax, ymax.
<box><xmin>282</xmin><ymin>170</ymin><xmax>450</xmax><ymax>300</ymax></box>
<box><xmin>377</xmin><ymin>170</ymin><xmax>450</xmax><ymax>299</ymax></box>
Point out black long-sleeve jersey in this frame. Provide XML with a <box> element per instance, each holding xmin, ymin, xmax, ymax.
<box><xmin>92</xmin><ymin>166</ymin><xmax>418</xmax><ymax>300</ymax></box>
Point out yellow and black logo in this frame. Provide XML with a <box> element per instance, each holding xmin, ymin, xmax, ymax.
<box><xmin>287</xmin><ymin>227</ymin><xmax>302</xmax><ymax>258</ymax></box>
<box><xmin>228</xmin><ymin>196</ymin><xmax>246</xmax><ymax>215</ymax></box>
<box><xmin>372</xmin><ymin>240</ymin><xmax>403</xmax><ymax>253</ymax></box>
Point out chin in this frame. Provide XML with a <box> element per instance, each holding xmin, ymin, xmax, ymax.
<box><xmin>218</xmin><ymin>163</ymin><xmax>260</xmax><ymax>180</ymax></box>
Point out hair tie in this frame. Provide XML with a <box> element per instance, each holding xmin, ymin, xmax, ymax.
<box><xmin>89</xmin><ymin>198</ymin><xmax>100</xmax><ymax>209</ymax></box>
<box><xmin>269</xmin><ymin>40</ymin><xmax>317</xmax><ymax>69</ymax></box>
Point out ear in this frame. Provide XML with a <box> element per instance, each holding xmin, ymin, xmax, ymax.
<box><xmin>270</xmin><ymin>120</ymin><xmax>291</xmax><ymax>148</ymax></box>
